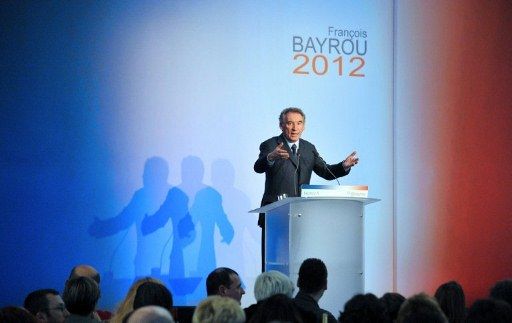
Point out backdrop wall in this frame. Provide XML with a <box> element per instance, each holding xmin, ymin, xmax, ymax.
<box><xmin>1</xmin><ymin>1</ymin><xmax>394</xmax><ymax>310</ymax></box>
<box><xmin>4</xmin><ymin>0</ymin><xmax>510</xmax><ymax>313</ymax></box>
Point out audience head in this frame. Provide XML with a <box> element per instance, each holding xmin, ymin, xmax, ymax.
<box><xmin>68</xmin><ymin>264</ymin><xmax>100</xmax><ymax>285</ymax></box>
<box><xmin>434</xmin><ymin>280</ymin><xmax>466</xmax><ymax>323</ymax></box>
<box><xmin>192</xmin><ymin>295</ymin><xmax>245</xmax><ymax>323</ymax></box>
<box><xmin>254</xmin><ymin>270</ymin><xmax>294</xmax><ymax>302</ymax></box>
<box><xmin>112</xmin><ymin>277</ymin><xmax>164</xmax><ymax>323</ymax></box>
<box><xmin>490</xmin><ymin>279</ymin><xmax>512</xmax><ymax>308</ymax></box>
<box><xmin>297</xmin><ymin>258</ymin><xmax>328</xmax><ymax>296</ymax></box>
<box><xmin>0</xmin><ymin>306</ymin><xmax>37</xmax><ymax>323</ymax></box>
<box><xmin>466</xmin><ymin>298</ymin><xmax>512</xmax><ymax>323</ymax></box>
<box><xmin>24</xmin><ymin>288</ymin><xmax>69</xmax><ymax>322</ymax></box>
<box><xmin>338</xmin><ymin>293</ymin><xmax>386</xmax><ymax>323</ymax></box>
<box><xmin>126</xmin><ymin>306</ymin><xmax>175</xmax><ymax>323</ymax></box>
<box><xmin>62</xmin><ymin>276</ymin><xmax>100</xmax><ymax>317</ymax></box>
<box><xmin>397</xmin><ymin>293</ymin><xmax>448</xmax><ymax>323</ymax></box>
<box><xmin>248</xmin><ymin>293</ymin><xmax>303</xmax><ymax>323</ymax></box>
<box><xmin>206</xmin><ymin>267</ymin><xmax>245</xmax><ymax>303</ymax></box>
<box><xmin>133</xmin><ymin>281</ymin><xmax>173</xmax><ymax>311</ymax></box>
<box><xmin>380</xmin><ymin>292</ymin><xmax>406</xmax><ymax>322</ymax></box>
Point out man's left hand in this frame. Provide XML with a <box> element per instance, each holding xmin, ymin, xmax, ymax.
<box><xmin>342</xmin><ymin>151</ymin><xmax>359</xmax><ymax>171</ymax></box>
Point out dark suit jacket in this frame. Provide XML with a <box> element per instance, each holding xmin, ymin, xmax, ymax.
<box><xmin>293</xmin><ymin>291</ymin><xmax>338</xmax><ymax>323</ymax></box>
<box><xmin>254</xmin><ymin>134</ymin><xmax>349</xmax><ymax>226</ymax></box>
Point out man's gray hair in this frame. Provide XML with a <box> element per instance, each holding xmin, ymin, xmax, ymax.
<box><xmin>254</xmin><ymin>270</ymin><xmax>295</xmax><ymax>301</ymax></box>
<box><xmin>127</xmin><ymin>305</ymin><xmax>175</xmax><ymax>323</ymax></box>
<box><xmin>279</xmin><ymin>107</ymin><xmax>305</xmax><ymax>126</ymax></box>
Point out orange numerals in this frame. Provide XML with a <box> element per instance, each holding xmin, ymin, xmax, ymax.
<box><xmin>293</xmin><ymin>54</ymin><xmax>365</xmax><ymax>77</ymax></box>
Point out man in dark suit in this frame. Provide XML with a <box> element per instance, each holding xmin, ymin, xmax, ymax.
<box><xmin>294</xmin><ymin>258</ymin><xmax>338</xmax><ymax>323</ymax></box>
<box><xmin>254</xmin><ymin>107</ymin><xmax>359</xmax><ymax>270</ymax></box>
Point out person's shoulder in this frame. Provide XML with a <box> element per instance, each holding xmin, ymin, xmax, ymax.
<box><xmin>299</xmin><ymin>138</ymin><xmax>314</xmax><ymax>146</ymax></box>
<box><xmin>259</xmin><ymin>135</ymin><xmax>282</xmax><ymax>148</ymax></box>
<box><xmin>164</xmin><ymin>186</ymin><xmax>188</xmax><ymax>203</ymax></box>
<box><xmin>293</xmin><ymin>291</ymin><xmax>316</xmax><ymax>308</ymax></box>
<box><xmin>320</xmin><ymin>309</ymin><xmax>338</xmax><ymax>323</ymax></box>
<box><xmin>298</xmin><ymin>138</ymin><xmax>316</xmax><ymax>153</ymax></box>
<box><xmin>261</xmin><ymin>135</ymin><xmax>281</xmax><ymax>143</ymax></box>
<box><xmin>244</xmin><ymin>303</ymin><xmax>260</xmax><ymax>319</ymax></box>
<box><xmin>196</xmin><ymin>185</ymin><xmax>221</xmax><ymax>198</ymax></box>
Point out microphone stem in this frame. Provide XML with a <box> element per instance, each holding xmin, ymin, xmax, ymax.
<box><xmin>294</xmin><ymin>154</ymin><xmax>300</xmax><ymax>196</ymax></box>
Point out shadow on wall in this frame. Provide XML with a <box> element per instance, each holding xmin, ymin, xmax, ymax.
<box><xmin>88</xmin><ymin>156</ymin><xmax>240</xmax><ymax>306</ymax></box>
<box><xmin>211</xmin><ymin>159</ymin><xmax>260</xmax><ymax>279</ymax></box>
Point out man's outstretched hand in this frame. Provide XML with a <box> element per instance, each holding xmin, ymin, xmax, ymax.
<box><xmin>342</xmin><ymin>151</ymin><xmax>359</xmax><ymax>171</ymax></box>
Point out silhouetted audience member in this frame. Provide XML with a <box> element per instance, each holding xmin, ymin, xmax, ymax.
<box><xmin>133</xmin><ymin>281</ymin><xmax>173</xmax><ymax>313</ymax></box>
<box><xmin>396</xmin><ymin>293</ymin><xmax>448</xmax><ymax>323</ymax></box>
<box><xmin>206</xmin><ymin>267</ymin><xmax>245</xmax><ymax>304</ymax></box>
<box><xmin>192</xmin><ymin>296</ymin><xmax>245</xmax><ymax>323</ymax></box>
<box><xmin>490</xmin><ymin>279</ymin><xmax>512</xmax><ymax>308</ymax></box>
<box><xmin>338</xmin><ymin>293</ymin><xmax>386</xmax><ymax>323</ymax></box>
<box><xmin>380</xmin><ymin>292</ymin><xmax>406</xmax><ymax>322</ymax></box>
<box><xmin>110</xmin><ymin>277</ymin><xmax>164</xmax><ymax>323</ymax></box>
<box><xmin>67</xmin><ymin>265</ymin><xmax>100</xmax><ymax>285</ymax></box>
<box><xmin>244</xmin><ymin>270</ymin><xmax>294</xmax><ymax>321</ymax></box>
<box><xmin>0</xmin><ymin>306</ymin><xmax>37</xmax><ymax>323</ymax></box>
<box><xmin>126</xmin><ymin>306</ymin><xmax>175</xmax><ymax>323</ymax></box>
<box><xmin>434</xmin><ymin>281</ymin><xmax>466</xmax><ymax>323</ymax></box>
<box><xmin>466</xmin><ymin>298</ymin><xmax>512</xmax><ymax>323</ymax></box>
<box><xmin>67</xmin><ymin>265</ymin><xmax>110</xmax><ymax>321</ymax></box>
<box><xmin>62</xmin><ymin>277</ymin><xmax>101</xmax><ymax>322</ymax></box>
<box><xmin>248</xmin><ymin>293</ymin><xmax>304</xmax><ymax>323</ymax></box>
<box><xmin>24</xmin><ymin>288</ymin><xmax>70</xmax><ymax>322</ymax></box>
<box><xmin>293</xmin><ymin>258</ymin><xmax>337</xmax><ymax>323</ymax></box>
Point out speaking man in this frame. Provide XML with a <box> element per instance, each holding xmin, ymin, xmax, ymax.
<box><xmin>254</xmin><ymin>107</ymin><xmax>358</xmax><ymax>270</ymax></box>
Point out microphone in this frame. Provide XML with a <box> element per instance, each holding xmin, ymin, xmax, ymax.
<box><xmin>317</xmin><ymin>153</ymin><xmax>341</xmax><ymax>186</ymax></box>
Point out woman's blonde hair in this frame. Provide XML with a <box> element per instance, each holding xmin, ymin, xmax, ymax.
<box><xmin>110</xmin><ymin>277</ymin><xmax>164</xmax><ymax>323</ymax></box>
<box><xmin>192</xmin><ymin>296</ymin><xmax>245</xmax><ymax>323</ymax></box>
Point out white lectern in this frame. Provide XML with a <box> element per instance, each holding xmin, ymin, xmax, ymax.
<box><xmin>250</xmin><ymin>196</ymin><xmax>379</xmax><ymax>316</ymax></box>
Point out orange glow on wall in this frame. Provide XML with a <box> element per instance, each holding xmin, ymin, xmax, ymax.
<box><xmin>396</xmin><ymin>0</ymin><xmax>512</xmax><ymax>305</ymax></box>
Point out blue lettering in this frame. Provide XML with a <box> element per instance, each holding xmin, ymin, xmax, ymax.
<box><xmin>293</xmin><ymin>36</ymin><xmax>303</xmax><ymax>52</ymax></box>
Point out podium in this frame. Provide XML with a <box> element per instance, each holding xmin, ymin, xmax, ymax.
<box><xmin>250</xmin><ymin>196</ymin><xmax>379</xmax><ymax>315</ymax></box>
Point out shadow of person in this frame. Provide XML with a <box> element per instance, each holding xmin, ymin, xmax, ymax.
<box><xmin>139</xmin><ymin>156</ymin><xmax>205</xmax><ymax>287</ymax></box>
<box><xmin>141</xmin><ymin>156</ymin><xmax>234</xmax><ymax>304</ymax></box>
<box><xmin>88</xmin><ymin>157</ymin><xmax>171</xmax><ymax>277</ymax></box>
<box><xmin>140</xmin><ymin>186</ymin><xmax>193</xmax><ymax>280</ymax></box>
<box><xmin>211</xmin><ymin>159</ymin><xmax>259</xmax><ymax>279</ymax></box>
<box><xmin>161</xmin><ymin>156</ymin><xmax>233</xmax><ymax>304</ymax></box>
<box><xmin>191</xmin><ymin>182</ymin><xmax>234</xmax><ymax>280</ymax></box>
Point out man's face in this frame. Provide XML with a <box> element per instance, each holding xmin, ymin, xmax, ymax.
<box><xmin>222</xmin><ymin>273</ymin><xmax>245</xmax><ymax>304</ymax></box>
<box><xmin>42</xmin><ymin>294</ymin><xmax>69</xmax><ymax>323</ymax></box>
<box><xmin>280</xmin><ymin>112</ymin><xmax>305</xmax><ymax>142</ymax></box>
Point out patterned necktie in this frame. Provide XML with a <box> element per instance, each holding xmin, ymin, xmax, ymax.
<box><xmin>291</xmin><ymin>144</ymin><xmax>297</xmax><ymax>156</ymax></box>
